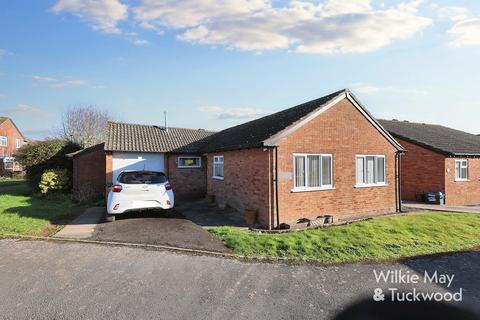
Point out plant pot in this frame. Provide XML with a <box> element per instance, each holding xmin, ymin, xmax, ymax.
<box><xmin>244</xmin><ymin>209</ymin><xmax>257</xmax><ymax>225</ymax></box>
<box><xmin>206</xmin><ymin>194</ymin><xmax>215</xmax><ymax>203</ymax></box>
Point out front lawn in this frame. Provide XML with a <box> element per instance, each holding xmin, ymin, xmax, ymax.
<box><xmin>0</xmin><ymin>178</ymin><xmax>25</xmax><ymax>187</ymax></box>
<box><xmin>209</xmin><ymin>212</ymin><xmax>480</xmax><ymax>264</ymax></box>
<box><xmin>0</xmin><ymin>182</ymin><xmax>84</xmax><ymax>236</ymax></box>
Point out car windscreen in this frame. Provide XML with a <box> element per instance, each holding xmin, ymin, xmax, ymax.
<box><xmin>118</xmin><ymin>172</ymin><xmax>167</xmax><ymax>184</ymax></box>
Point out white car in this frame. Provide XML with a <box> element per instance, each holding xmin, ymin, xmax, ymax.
<box><xmin>106</xmin><ymin>170</ymin><xmax>174</xmax><ymax>221</ymax></box>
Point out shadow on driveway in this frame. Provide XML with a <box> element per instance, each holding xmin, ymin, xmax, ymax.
<box><xmin>90</xmin><ymin>209</ymin><xmax>231</xmax><ymax>253</ymax></box>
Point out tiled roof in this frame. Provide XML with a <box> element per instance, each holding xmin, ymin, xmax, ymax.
<box><xmin>105</xmin><ymin>122</ymin><xmax>215</xmax><ymax>153</ymax></box>
<box><xmin>379</xmin><ymin>120</ymin><xmax>480</xmax><ymax>156</ymax></box>
<box><xmin>200</xmin><ymin>89</ymin><xmax>347</xmax><ymax>152</ymax></box>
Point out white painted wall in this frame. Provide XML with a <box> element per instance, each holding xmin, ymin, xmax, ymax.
<box><xmin>112</xmin><ymin>152</ymin><xmax>165</xmax><ymax>182</ymax></box>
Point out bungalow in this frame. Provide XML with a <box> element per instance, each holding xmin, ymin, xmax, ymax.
<box><xmin>72</xmin><ymin>89</ymin><xmax>405</xmax><ymax>229</ymax></box>
<box><xmin>379</xmin><ymin>119</ymin><xmax>480</xmax><ymax>206</ymax></box>
<box><xmin>0</xmin><ymin>117</ymin><xmax>26</xmax><ymax>173</ymax></box>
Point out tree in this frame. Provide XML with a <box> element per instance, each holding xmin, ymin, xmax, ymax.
<box><xmin>16</xmin><ymin>139</ymin><xmax>81</xmax><ymax>191</ymax></box>
<box><xmin>60</xmin><ymin>105</ymin><xmax>110</xmax><ymax>148</ymax></box>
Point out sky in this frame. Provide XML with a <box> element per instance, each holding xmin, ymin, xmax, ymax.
<box><xmin>1</xmin><ymin>0</ymin><xmax>480</xmax><ymax>139</ymax></box>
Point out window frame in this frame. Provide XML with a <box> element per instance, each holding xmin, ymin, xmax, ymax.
<box><xmin>355</xmin><ymin>155</ymin><xmax>387</xmax><ymax>188</ymax></box>
<box><xmin>455</xmin><ymin>159</ymin><xmax>469</xmax><ymax>182</ymax></box>
<box><xmin>213</xmin><ymin>155</ymin><xmax>224</xmax><ymax>180</ymax></box>
<box><xmin>292</xmin><ymin>153</ymin><xmax>334</xmax><ymax>192</ymax></box>
<box><xmin>0</xmin><ymin>136</ymin><xmax>7</xmax><ymax>147</ymax></box>
<box><xmin>177</xmin><ymin>156</ymin><xmax>202</xmax><ymax>169</ymax></box>
<box><xmin>15</xmin><ymin>139</ymin><xmax>21</xmax><ymax>149</ymax></box>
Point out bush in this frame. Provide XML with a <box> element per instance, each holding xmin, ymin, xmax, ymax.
<box><xmin>16</xmin><ymin>139</ymin><xmax>81</xmax><ymax>192</ymax></box>
<box><xmin>73</xmin><ymin>183</ymin><xmax>103</xmax><ymax>205</ymax></box>
<box><xmin>39</xmin><ymin>169</ymin><xmax>69</xmax><ymax>194</ymax></box>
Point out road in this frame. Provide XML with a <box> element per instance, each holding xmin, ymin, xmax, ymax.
<box><xmin>0</xmin><ymin>239</ymin><xmax>478</xmax><ymax>320</ymax></box>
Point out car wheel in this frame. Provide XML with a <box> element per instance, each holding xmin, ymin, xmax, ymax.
<box><xmin>105</xmin><ymin>213</ymin><xmax>116</xmax><ymax>222</ymax></box>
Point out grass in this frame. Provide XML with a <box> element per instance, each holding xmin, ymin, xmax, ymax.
<box><xmin>0</xmin><ymin>177</ymin><xmax>25</xmax><ymax>187</ymax></box>
<box><xmin>209</xmin><ymin>212</ymin><xmax>480</xmax><ymax>264</ymax></box>
<box><xmin>0</xmin><ymin>182</ymin><xmax>84</xmax><ymax>237</ymax></box>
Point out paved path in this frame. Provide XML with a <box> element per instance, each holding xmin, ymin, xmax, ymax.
<box><xmin>55</xmin><ymin>207</ymin><xmax>105</xmax><ymax>239</ymax></box>
<box><xmin>403</xmin><ymin>201</ymin><xmax>480</xmax><ymax>214</ymax></box>
<box><xmin>0</xmin><ymin>240</ymin><xmax>478</xmax><ymax>320</ymax></box>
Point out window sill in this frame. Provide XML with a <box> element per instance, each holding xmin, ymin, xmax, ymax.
<box><xmin>178</xmin><ymin>166</ymin><xmax>202</xmax><ymax>169</ymax></box>
<box><xmin>291</xmin><ymin>187</ymin><xmax>335</xmax><ymax>193</ymax></box>
<box><xmin>454</xmin><ymin>179</ymin><xmax>469</xmax><ymax>182</ymax></box>
<box><xmin>212</xmin><ymin>176</ymin><xmax>224</xmax><ymax>181</ymax></box>
<box><xmin>355</xmin><ymin>183</ymin><xmax>388</xmax><ymax>188</ymax></box>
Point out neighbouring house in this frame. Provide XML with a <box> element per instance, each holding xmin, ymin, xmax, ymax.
<box><xmin>0</xmin><ymin>117</ymin><xmax>26</xmax><ymax>173</ymax></box>
<box><xmin>72</xmin><ymin>89</ymin><xmax>405</xmax><ymax>229</ymax></box>
<box><xmin>379</xmin><ymin>119</ymin><xmax>480</xmax><ymax>206</ymax></box>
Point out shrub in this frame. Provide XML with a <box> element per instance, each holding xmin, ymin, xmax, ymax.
<box><xmin>73</xmin><ymin>183</ymin><xmax>103</xmax><ymax>205</ymax></box>
<box><xmin>39</xmin><ymin>169</ymin><xmax>70</xmax><ymax>194</ymax></box>
<box><xmin>16</xmin><ymin>139</ymin><xmax>81</xmax><ymax>191</ymax></box>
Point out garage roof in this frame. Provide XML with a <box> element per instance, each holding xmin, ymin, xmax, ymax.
<box><xmin>379</xmin><ymin>119</ymin><xmax>480</xmax><ymax>156</ymax></box>
<box><xmin>105</xmin><ymin>122</ymin><xmax>215</xmax><ymax>153</ymax></box>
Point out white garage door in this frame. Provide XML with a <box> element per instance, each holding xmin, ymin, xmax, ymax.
<box><xmin>112</xmin><ymin>152</ymin><xmax>165</xmax><ymax>183</ymax></box>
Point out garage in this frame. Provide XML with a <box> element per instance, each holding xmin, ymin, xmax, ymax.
<box><xmin>111</xmin><ymin>152</ymin><xmax>165</xmax><ymax>183</ymax></box>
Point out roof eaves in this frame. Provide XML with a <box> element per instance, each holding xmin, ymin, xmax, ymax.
<box><xmin>388</xmin><ymin>133</ymin><xmax>453</xmax><ymax>156</ymax></box>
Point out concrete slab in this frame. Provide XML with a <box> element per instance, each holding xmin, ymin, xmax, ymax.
<box><xmin>403</xmin><ymin>201</ymin><xmax>480</xmax><ymax>214</ymax></box>
<box><xmin>55</xmin><ymin>207</ymin><xmax>105</xmax><ymax>239</ymax></box>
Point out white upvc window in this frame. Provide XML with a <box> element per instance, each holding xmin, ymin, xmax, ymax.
<box><xmin>15</xmin><ymin>139</ymin><xmax>21</xmax><ymax>149</ymax></box>
<box><xmin>178</xmin><ymin>156</ymin><xmax>201</xmax><ymax>168</ymax></box>
<box><xmin>356</xmin><ymin>155</ymin><xmax>386</xmax><ymax>187</ymax></box>
<box><xmin>0</xmin><ymin>136</ymin><xmax>7</xmax><ymax>147</ymax></box>
<box><xmin>213</xmin><ymin>156</ymin><xmax>224</xmax><ymax>180</ymax></box>
<box><xmin>293</xmin><ymin>153</ymin><xmax>333</xmax><ymax>191</ymax></box>
<box><xmin>3</xmin><ymin>157</ymin><xmax>14</xmax><ymax>170</ymax></box>
<box><xmin>455</xmin><ymin>159</ymin><xmax>468</xmax><ymax>181</ymax></box>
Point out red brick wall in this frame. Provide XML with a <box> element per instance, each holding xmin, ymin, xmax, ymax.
<box><xmin>206</xmin><ymin>149</ymin><xmax>273</xmax><ymax>227</ymax></box>
<box><xmin>166</xmin><ymin>154</ymin><xmax>207</xmax><ymax>200</ymax></box>
<box><xmin>0</xmin><ymin>119</ymin><xmax>24</xmax><ymax>157</ymax></box>
<box><xmin>0</xmin><ymin>118</ymin><xmax>25</xmax><ymax>172</ymax></box>
<box><xmin>277</xmin><ymin>98</ymin><xmax>398</xmax><ymax>224</ymax></box>
<box><xmin>395</xmin><ymin>138</ymin><xmax>446</xmax><ymax>200</ymax></box>
<box><xmin>72</xmin><ymin>145</ymin><xmax>106</xmax><ymax>196</ymax></box>
<box><xmin>445</xmin><ymin>157</ymin><xmax>480</xmax><ymax>205</ymax></box>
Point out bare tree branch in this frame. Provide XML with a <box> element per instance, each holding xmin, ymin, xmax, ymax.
<box><xmin>59</xmin><ymin>105</ymin><xmax>110</xmax><ymax>148</ymax></box>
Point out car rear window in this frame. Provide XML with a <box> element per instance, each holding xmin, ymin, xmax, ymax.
<box><xmin>118</xmin><ymin>171</ymin><xmax>167</xmax><ymax>184</ymax></box>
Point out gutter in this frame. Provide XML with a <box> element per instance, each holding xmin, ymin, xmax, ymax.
<box><xmin>395</xmin><ymin>151</ymin><xmax>406</xmax><ymax>213</ymax></box>
<box><xmin>275</xmin><ymin>146</ymin><xmax>280</xmax><ymax>229</ymax></box>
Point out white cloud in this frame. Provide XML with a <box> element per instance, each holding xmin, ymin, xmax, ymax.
<box><xmin>437</xmin><ymin>6</ymin><xmax>470</xmax><ymax>22</ymax></box>
<box><xmin>437</xmin><ymin>6</ymin><xmax>480</xmax><ymax>48</ymax></box>
<box><xmin>32</xmin><ymin>75</ymin><xmax>103</xmax><ymax>89</ymax></box>
<box><xmin>0</xmin><ymin>49</ymin><xmax>14</xmax><ymax>57</ymax></box>
<box><xmin>51</xmin><ymin>0</ymin><xmax>128</xmax><ymax>34</ymax></box>
<box><xmin>132</xmin><ymin>39</ymin><xmax>150</xmax><ymax>46</ymax></box>
<box><xmin>1</xmin><ymin>104</ymin><xmax>54</xmax><ymax>118</ymax></box>
<box><xmin>133</xmin><ymin>0</ymin><xmax>432</xmax><ymax>54</ymax></box>
<box><xmin>448</xmin><ymin>18</ymin><xmax>480</xmax><ymax>47</ymax></box>
<box><xmin>199</xmin><ymin>105</ymin><xmax>266</xmax><ymax>120</ymax></box>
<box><xmin>352</xmin><ymin>83</ymin><xmax>428</xmax><ymax>95</ymax></box>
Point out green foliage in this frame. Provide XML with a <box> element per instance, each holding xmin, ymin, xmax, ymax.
<box><xmin>16</xmin><ymin>139</ymin><xmax>81</xmax><ymax>191</ymax></box>
<box><xmin>209</xmin><ymin>212</ymin><xmax>480</xmax><ymax>263</ymax></box>
<box><xmin>38</xmin><ymin>169</ymin><xmax>69</xmax><ymax>194</ymax></box>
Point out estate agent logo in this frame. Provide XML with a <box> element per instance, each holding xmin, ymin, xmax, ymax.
<box><xmin>373</xmin><ymin>270</ymin><xmax>463</xmax><ymax>302</ymax></box>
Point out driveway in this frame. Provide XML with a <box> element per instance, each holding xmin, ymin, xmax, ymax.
<box><xmin>0</xmin><ymin>240</ymin><xmax>478</xmax><ymax>320</ymax></box>
<box><xmin>91</xmin><ymin>209</ymin><xmax>230</xmax><ymax>253</ymax></box>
